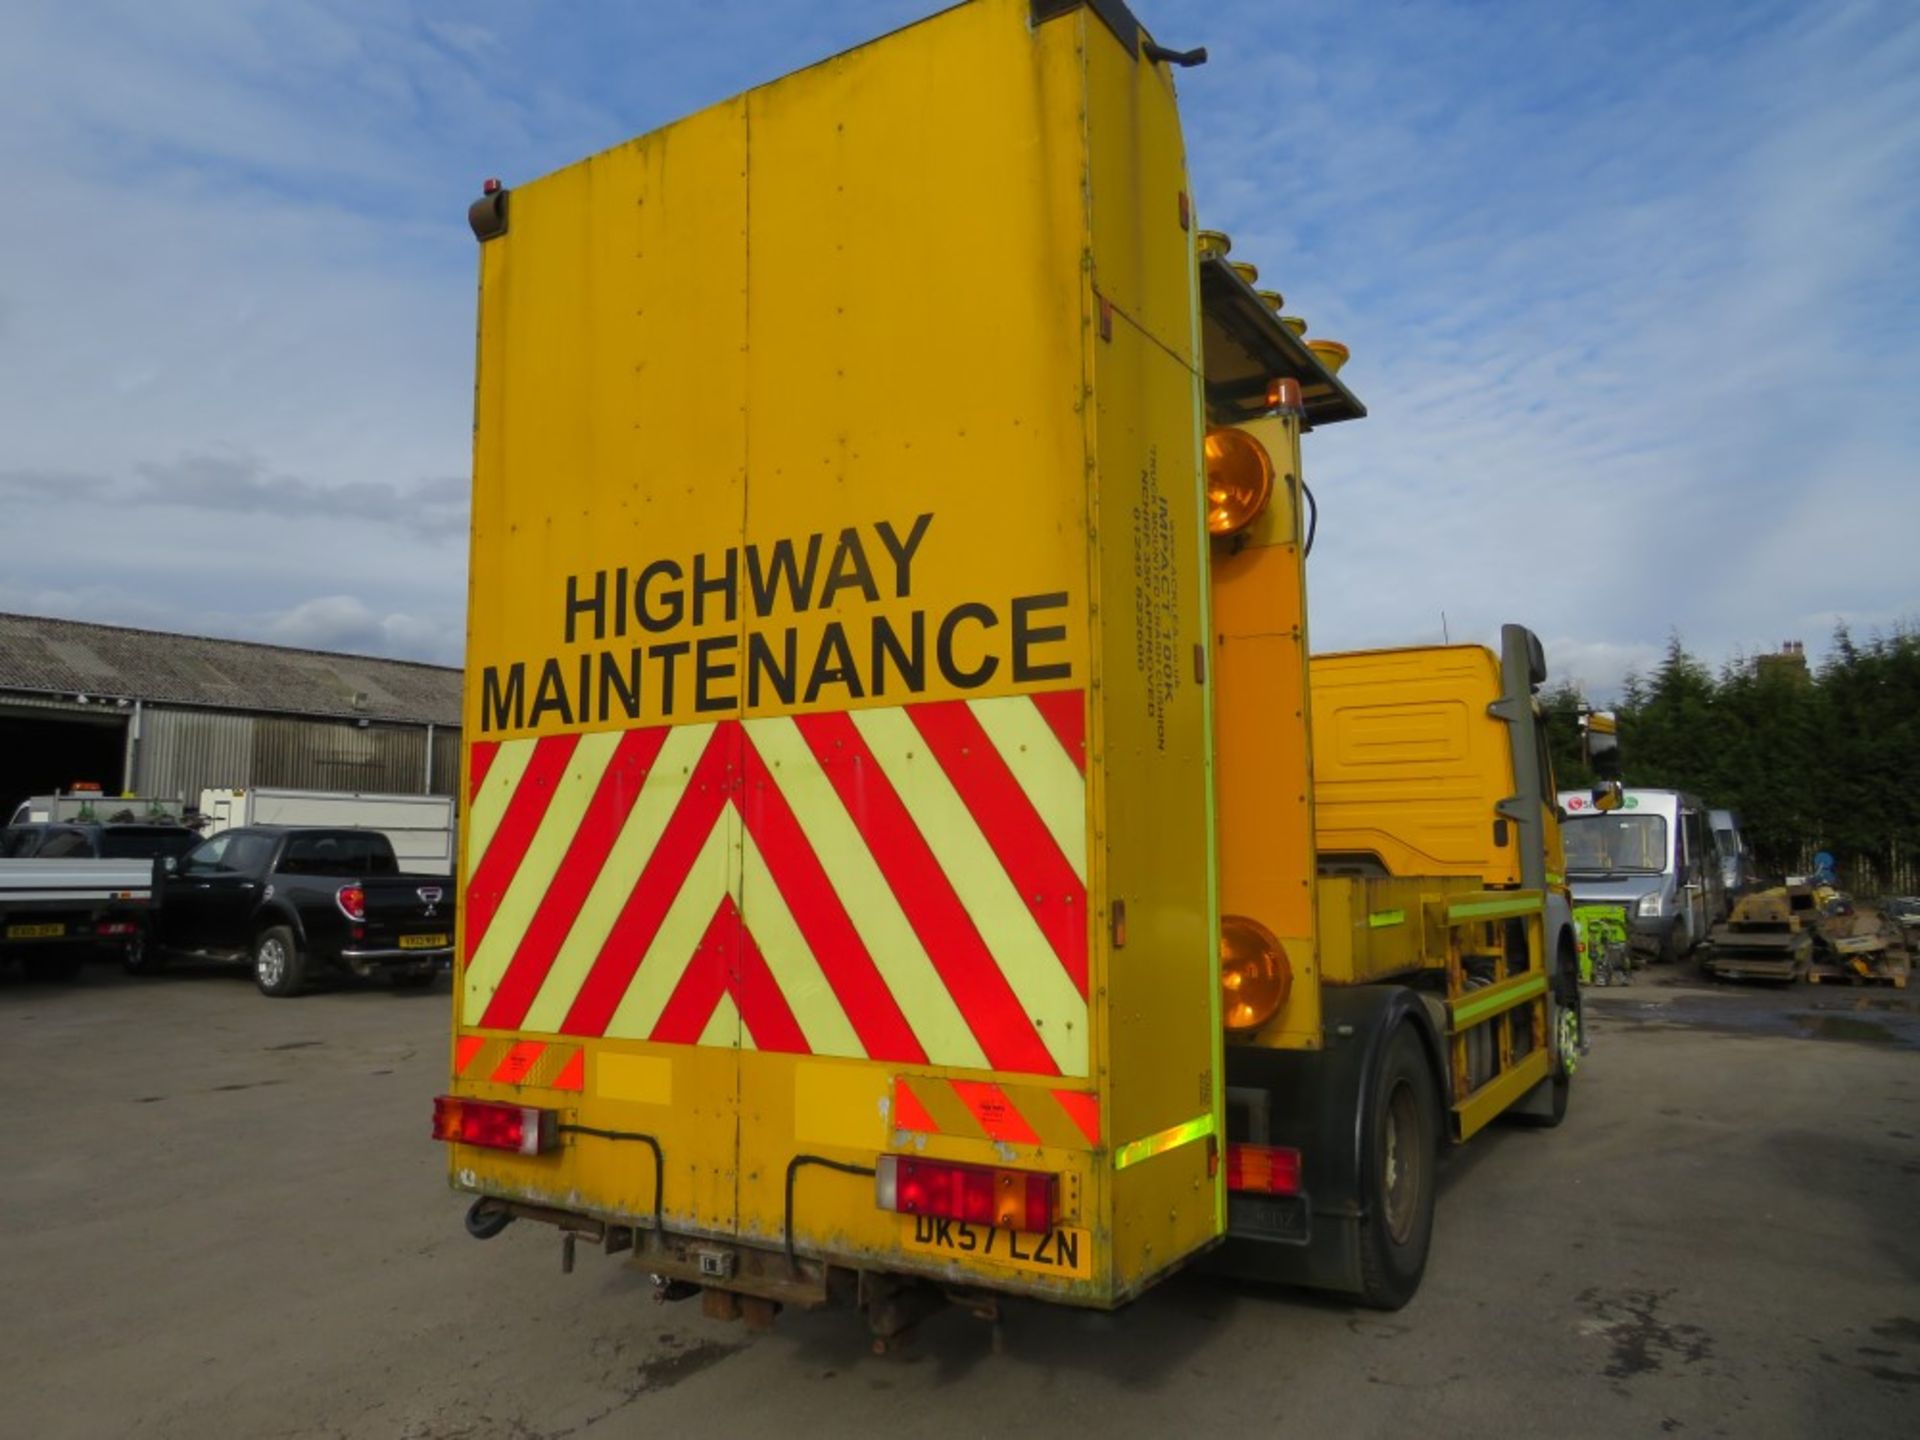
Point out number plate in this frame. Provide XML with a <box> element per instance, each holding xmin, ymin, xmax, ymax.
<box><xmin>399</xmin><ymin>933</ymin><xmax>450</xmax><ymax>950</ymax></box>
<box><xmin>6</xmin><ymin>922</ymin><xmax>67</xmax><ymax>940</ymax></box>
<box><xmin>900</xmin><ymin>1215</ymin><xmax>1091</xmax><ymax>1280</ymax></box>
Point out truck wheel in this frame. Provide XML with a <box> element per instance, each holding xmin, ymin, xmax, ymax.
<box><xmin>253</xmin><ymin>926</ymin><xmax>306</xmax><ymax>997</ymax></box>
<box><xmin>1656</xmin><ymin>923</ymin><xmax>1679</xmax><ymax>965</ymax></box>
<box><xmin>1356</xmin><ymin>1024</ymin><xmax>1439</xmax><ymax>1310</ymax></box>
<box><xmin>122</xmin><ymin>928</ymin><xmax>167</xmax><ymax>976</ymax></box>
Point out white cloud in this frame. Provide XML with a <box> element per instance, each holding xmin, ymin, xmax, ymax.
<box><xmin>264</xmin><ymin>594</ymin><xmax>456</xmax><ymax>661</ymax></box>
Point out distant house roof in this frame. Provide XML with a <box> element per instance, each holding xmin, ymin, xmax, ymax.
<box><xmin>0</xmin><ymin>613</ymin><xmax>462</xmax><ymax>726</ymax></box>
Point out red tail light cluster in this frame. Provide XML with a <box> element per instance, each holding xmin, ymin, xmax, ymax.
<box><xmin>432</xmin><ymin>1096</ymin><xmax>557</xmax><ymax>1155</ymax></box>
<box><xmin>874</xmin><ymin>1155</ymin><xmax>1055</xmax><ymax>1233</ymax></box>
<box><xmin>336</xmin><ymin>884</ymin><xmax>367</xmax><ymax>921</ymax></box>
<box><xmin>1226</xmin><ymin>1143</ymin><xmax>1302</xmax><ymax>1195</ymax></box>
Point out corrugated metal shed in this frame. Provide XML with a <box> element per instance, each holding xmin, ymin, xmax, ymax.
<box><xmin>0</xmin><ymin>612</ymin><xmax>460</xmax><ymax>725</ymax></box>
<box><xmin>138</xmin><ymin>709</ymin><xmax>459</xmax><ymax>803</ymax></box>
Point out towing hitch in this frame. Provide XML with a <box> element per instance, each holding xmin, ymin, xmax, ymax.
<box><xmin>465</xmin><ymin>1198</ymin><xmax>515</xmax><ymax>1240</ymax></box>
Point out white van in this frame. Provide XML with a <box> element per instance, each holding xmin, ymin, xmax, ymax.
<box><xmin>1558</xmin><ymin>788</ymin><xmax>1725</xmax><ymax>962</ymax></box>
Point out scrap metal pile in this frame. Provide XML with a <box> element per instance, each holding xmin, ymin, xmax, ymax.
<box><xmin>1705</xmin><ymin>885</ymin><xmax>1912</xmax><ymax>987</ymax></box>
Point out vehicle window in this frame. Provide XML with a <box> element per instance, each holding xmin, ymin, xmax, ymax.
<box><xmin>282</xmin><ymin>834</ymin><xmax>351</xmax><ymax>876</ymax></box>
<box><xmin>0</xmin><ymin>827</ymin><xmax>41</xmax><ymax>858</ymax></box>
<box><xmin>99</xmin><ymin>828</ymin><xmax>194</xmax><ymax>860</ymax></box>
<box><xmin>1682</xmin><ymin>811</ymin><xmax>1705</xmax><ymax>882</ymax></box>
<box><xmin>1563</xmin><ymin>814</ymin><xmax>1670</xmax><ymax>874</ymax></box>
<box><xmin>358</xmin><ymin>835</ymin><xmax>398</xmax><ymax>876</ymax></box>
<box><xmin>181</xmin><ymin>834</ymin><xmax>232</xmax><ymax>875</ymax></box>
<box><xmin>38</xmin><ymin>828</ymin><xmax>100</xmax><ymax>858</ymax></box>
<box><xmin>226</xmin><ymin>833</ymin><xmax>279</xmax><ymax>874</ymax></box>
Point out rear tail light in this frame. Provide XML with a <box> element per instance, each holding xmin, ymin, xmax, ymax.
<box><xmin>98</xmin><ymin>922</ymin><xmax>137</xmax><ymax>937</ymax></box>
<box><xmin>1226</xmin><ymin>1143</ymin><xmax>1302</xmax><ymax>1195</ymax></box>
<box><xmin>432</xmin><ymin>1095</ymin><xmax>557</xmax><ymax>1155</ymax></box>
<box><xmin>336</xmin><ymin>884</ymin><xmax>367</xmax><ymax>921</ymax></box>
<box><xmin>874</xmin><ymin>1155</ymin><xmax>1055</xmax><ymax>1232</ymax></box>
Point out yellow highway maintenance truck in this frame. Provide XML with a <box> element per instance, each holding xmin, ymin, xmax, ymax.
<box><xmin>435</xmin><ymin>0</ymin><xmax>1621</xmax><ymax>1334</ymax></box>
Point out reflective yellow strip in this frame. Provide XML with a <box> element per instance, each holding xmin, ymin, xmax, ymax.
<box><xmin>1451</xmin><ymin>973</ymin><xmax>1546</xmax><ymax>1030</ymax></box>
<box><xmin>517</xmin><ymin>723</ymin><xmax>714</xmax><ymax>1034</ymax></box>
<box><xmin>602</xmin><ymin>817</ymin><xmax>732</xmax><ymax>1041</ymax></box>
<box><xmin>746</xmin><ymin>716</ymin><xmax>986</xmax><ymax>1069</ymax></box>
<box><xmin>852</xmin><ymin>705</ymin><xmax>1086</xmax><ymax>1077</ymax></box>
<box><xmin>1368</xmin><ymin>908</ymin><xmax>1405</xmax><ymax>929</ymax></box>
<box><xmin>463</xmin><ymin>729</ymin><xmax>622</xmax><ymax>1011</ymax></box>
<box><xmin>967</xmin><ymin>693</ymin><xmax>1087</xmax><ymax>881</ymax></box>
<box><xmin>465</xmin><ymin>738</ymin><xmax>535</xmax><ymax>879</ymax></box>
<box><xmin>1447</xmin><ymin>894</ymin><xmax>1543</xmax><ymax>922</ymax></box>
<box><xmin>740</xmin><ymin>828</ymin><xmax>863</xmax><ymax>1057</ymax></box>
<box><xmin>1112</xmin><ymin>1112</ymin><xmax>1215</xmax><ymax>1171</ymax></box>
<box><xmin>700</xmin><ymin>991</ymin><xmax>747</xmax><ymax>1049</ymax></box>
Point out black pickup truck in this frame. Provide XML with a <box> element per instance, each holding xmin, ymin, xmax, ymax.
<box><xmin>150</xmin><ymin>826</ymin><xmax>455</xmax><ymax>997</ymax></box>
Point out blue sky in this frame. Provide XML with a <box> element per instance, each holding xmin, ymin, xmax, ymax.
<box><xmin>2</xmin><ymin>0</ymin><xmax>1915</xmax><ymax>698</ymax></box>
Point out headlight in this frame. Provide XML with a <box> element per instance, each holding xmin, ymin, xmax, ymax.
<box><xmin>1636</xmin><ymin>892</ymin><xmax>1664</xmax><ymax>919</ymax></box>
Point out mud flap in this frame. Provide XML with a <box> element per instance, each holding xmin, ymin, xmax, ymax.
<box><xmin>1206</xmin><ymin>984</ymin><xmax>1439</xmax><ymax>1296</ymax></box>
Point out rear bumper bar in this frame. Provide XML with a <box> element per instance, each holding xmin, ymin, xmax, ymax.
<box><xmin>341</xmin><ymin>945</ymin><xmax>453</xmax><ymax>964</ymax></box>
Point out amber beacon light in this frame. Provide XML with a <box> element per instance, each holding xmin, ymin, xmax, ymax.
<box><xmin>1203</xmin><ymin>427</ymin><xmax>1274</xmax><ymax>536</ymax></box>
<box><xmin>1220</xmin><ymin>913</ymin><xmax>1292</xmax><ymax>1031</ymax></box>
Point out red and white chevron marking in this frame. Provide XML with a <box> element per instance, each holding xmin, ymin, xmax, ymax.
<box><xmin>459</xmin><ymin>691</ymin><xmax>1088</xmax><ymax>1077</ymax></box>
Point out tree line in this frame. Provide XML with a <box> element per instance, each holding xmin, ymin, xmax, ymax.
<box><xmin>1542</xmin><ymin>625</ymin><xmax>1920</xmax><ymax>894</ymax></box>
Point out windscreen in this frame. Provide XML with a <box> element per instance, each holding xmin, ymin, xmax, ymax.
<box><xmin>99</xmin><ymin>828</ymin><xmax>198</xmax><ymax>860</ymax></box>
<box><xmin>1564</xmin><ymin>813</ymin><xmax>1670</xmax><ymax>875</ymax></box>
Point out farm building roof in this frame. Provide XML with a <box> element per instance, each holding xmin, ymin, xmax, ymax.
<box><xmin>0</xmin><ymin>612</ymin><xmax>462</xmax><ymax>726</ymax></box>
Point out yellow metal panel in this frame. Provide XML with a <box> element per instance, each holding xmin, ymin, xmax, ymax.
<box><xmin>1085</xmin><ymin>14</ymin><xmax>1198</xmax><ymax>366</ymax></box>
<box><xmin>793</xmin><ymin>1059</ymin><xmax>887</xmax><ymax>1151</ymax></box>
<box><xmin>1309</xmin><ymin>644</ymin><xmax>1523</xmax><ymax>885</ymax></box>
<box><xmin>1083</xmin><ymin>30</ymin><xmax>1223</xmax><ymax>1284</ymax></box>
<box><xmin>737</xmin><ymin>0</ymin><xmax>1091</xmax><ymax>725</ymax></box>
<box><xmin>1454</xmin><ymin>1045</ymin><xmax>1550</xmax><ymax>1141</ymax></box>
<box><xmin>597</xmin><ymin>1052</ymin><xmax>673</xmax><ymax>1106</ymax></box>
<box><xmin>456</xmin><ymin>0</ymin><xmax>1225</xmax><ymax>1309</ymax></box>
<box><xmin>1314</xmin><ymin>874</ymin><xmax>1477</xmax><ymax>985</ymax></box>
<box><xmin>1211</xmin><ymin>412</ymin><xmax>1322</xmax><ymax>1050</ymax></box>
<box><xmin>466</xmin><ymin>96</ymin><xmax>751</xmax><ymax>741</ymax></box>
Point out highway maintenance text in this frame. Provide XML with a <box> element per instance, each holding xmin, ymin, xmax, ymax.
<box><xmin>478</xmin><ymin>514</ymin><xmax>1074</xmax><ymax>733</ymax></box>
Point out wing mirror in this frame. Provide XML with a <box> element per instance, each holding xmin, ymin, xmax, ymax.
<box><xmin>1580</xmin><ymin>709</ymin><xmax>1621</xmax><ymax>780</ymax></box>
<box><xmin>1591</xmin><ymin>779</ymin><xmax>1625</xmax><ymax>813</ymax></box>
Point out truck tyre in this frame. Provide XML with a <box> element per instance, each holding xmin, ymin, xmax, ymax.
<box><xmin>253</xmin><ymin>925</ymin><xmax>307</xmax><ymax>998</ymax></box>
<box><xmin>1356</xmin><ymin>1024</ymin><xmax>1439</xmax><ymax>1310</ymax></box>
<box><xmin>122</xmin><ymin>927</ymin><xmax>167</xmax><ymax>976</ymax></box>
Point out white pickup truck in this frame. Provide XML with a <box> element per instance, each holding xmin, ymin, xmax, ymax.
<box><xmin>0</xmin><ymin>858</ymin><xmax>152</xmax><ymax>982</ymax></box>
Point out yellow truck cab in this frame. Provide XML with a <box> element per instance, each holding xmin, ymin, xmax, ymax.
<box><xmin>436</xmin><ymin>0</ymin><xmax>1616</xmax><ymax>1334</ymax></box>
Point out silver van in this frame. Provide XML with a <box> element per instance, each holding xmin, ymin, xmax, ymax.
<box><xmin>1709</xmin><ymin>808</ymin><xmax>1756</xmax><ymax>898</ymax></box>
<box><xmin>1557</xmin><ymin>788</ymin><xmax>1725</xmax><ymax>962</ymax></box>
